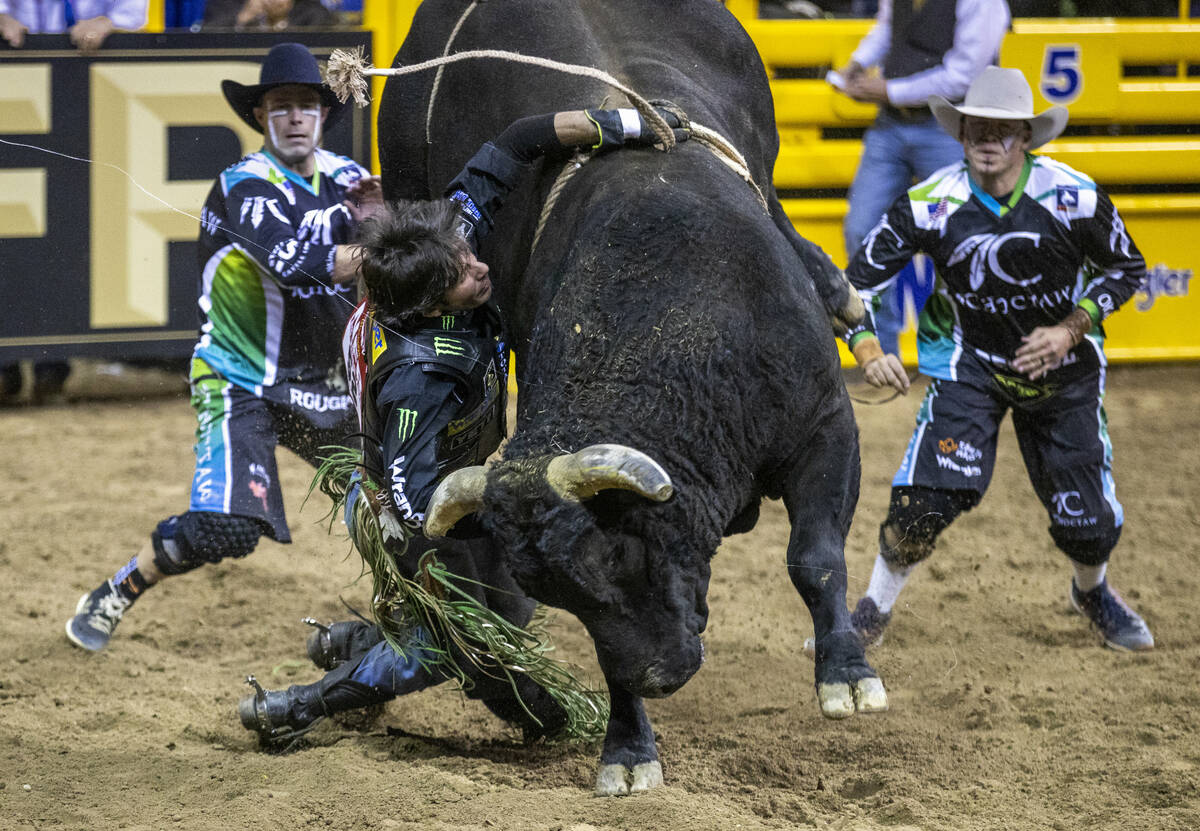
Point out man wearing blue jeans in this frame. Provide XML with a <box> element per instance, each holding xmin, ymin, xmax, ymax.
<box><xmin>835</xmin><ymin>0</ymin><xmax>1010</xmax><ymax>356</ymax></box>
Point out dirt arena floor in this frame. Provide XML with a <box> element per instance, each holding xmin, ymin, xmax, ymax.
<box><xmin>2</xmin><ymin>359</ymin><xmax>1197</xmax><ymax>830</ymax></box>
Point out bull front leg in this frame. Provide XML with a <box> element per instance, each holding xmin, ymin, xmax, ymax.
<box><xmin>768</xmin><ymin>194</ymin><xmax>865</xmax><ymax>336</ymax></box>
<box><xmin>594</xmin><ymin>684</ymin><xmax>662</xmax><ymax>796</ymax></box>
<box><xmin>782</xmin><ymin>412</ymin><xmax>888</xmax><ymax>718</ymax></box>
<box><xmin>787</xmin><ymin>521</ymin><xmax>888</xmax><ymax>717</ymax></box>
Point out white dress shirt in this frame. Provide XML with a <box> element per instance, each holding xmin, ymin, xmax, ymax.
<box><xmin>851</xmin><ymin>0</ymin><xmax>1012</xmax><ymax>108</ymax></box>
<box><xmin>0</xmin><ymin>0</ymin><xmax>148</xmax><ymax>33</ymax></box>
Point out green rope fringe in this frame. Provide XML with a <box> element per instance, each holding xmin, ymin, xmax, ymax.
<box><xmin>310</xmin><ymin>446</ymin><xmax>609</xmax><ymax>742</ymax></box>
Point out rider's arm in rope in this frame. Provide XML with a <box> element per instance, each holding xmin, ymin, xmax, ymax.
<box><xmin>445</xmin><ymin>108</ymin><xmax>689</xmax><ymax>246</ymax></box>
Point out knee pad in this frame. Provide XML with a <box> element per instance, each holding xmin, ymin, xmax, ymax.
<box><xmin>879</xmin><ymin>486</ymin><xmax>978</xmax><ymax>567</ymax></box>
<box><xmin>151</xmin><ymin>512</ymin><xmax>264</xmax><ymax>576</ymax></box>
<box><xmin>1051</xmin><ymin>524</ymin><xmax>1121</xmax><ymax>566</ymax></box>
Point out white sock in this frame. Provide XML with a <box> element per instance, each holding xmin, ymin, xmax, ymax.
<box><xmin>1072</xmin><ymin>561</ymin><xmax>1107</xmax><ymax>592</ymax></box>
<box><xmin>865</xmin><ymin>554</ymin><xmax>917</xmax><ymax>614</ymax></box>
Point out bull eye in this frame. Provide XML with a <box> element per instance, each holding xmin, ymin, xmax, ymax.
<box><xmin>604</xmin><ymin>538</ymin><xmax>648</xmax><ymax>585</ymax></box>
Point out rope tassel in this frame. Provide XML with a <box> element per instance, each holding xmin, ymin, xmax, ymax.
<box><xmin>325</xmin><ymin>46</ymin><xmax>374</xmax><ymax>107</ymax></box>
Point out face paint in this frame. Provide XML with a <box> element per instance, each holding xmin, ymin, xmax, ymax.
<box><xmin>258</xmin><ymin>88</ymin><xmax>325</xmax><ymax>172</ymax></box>
<box><xmin>963</xmin><ymin>118</ymin><xmax>1027</xmax><ymax>146</ymax></box>
<box><xmin>266</xmin><ymin>107</ymin><xmax>322</xmax><ymax>158</ymax></box>
<box><xmin>1000</xmin><ymin>134</ymin><xmax>1016</xmax><ymax>152</ymax></box>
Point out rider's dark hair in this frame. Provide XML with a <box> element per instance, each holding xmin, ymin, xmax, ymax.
<box><xmin>357</xmin><ymin>199</ymin><xmax>467</xmax><ymax>328</ymax></box>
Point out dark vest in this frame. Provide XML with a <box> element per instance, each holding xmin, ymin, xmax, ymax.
<box><xmin>883</xmin><ymin>0</ymin><xmax>958</xmax><ymax>82</ymax></box>
<box><xmin>362</xmin><ymin>303</ymin><xmax>508</xmax><ymax>486</ymax></box>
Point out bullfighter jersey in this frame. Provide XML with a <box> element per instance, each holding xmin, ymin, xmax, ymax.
<box><xmin>844</xmin><ymin>153</ymin><xmax>1145</xmax><ymax>384</ymax></box>
<box><xmin>195</xmin><ymin>147</ymin><xmax>368</xmax><ymax>419</ymax></box>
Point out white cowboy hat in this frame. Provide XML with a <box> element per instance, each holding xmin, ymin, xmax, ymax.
<box><xmin>929</xmin><ymin>66</ymin><xmax>1069</xmax><ymax>150</ymax></box>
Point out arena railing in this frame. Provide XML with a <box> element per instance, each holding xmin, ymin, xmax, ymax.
<box><xmin>724</xmin><ymin>0</ymin><xmax>1199</xmax><ymax>362</ymax></box>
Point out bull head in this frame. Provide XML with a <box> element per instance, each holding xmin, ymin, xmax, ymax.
<box><xmin>425</xmin><ymin>444</ymin><xmax>708</xmax><ymax>698</ymax></box>
<box><xmin>425</xmin><ymin>444</ymin><xmax>673</xmax><ymax>536</ymax></box>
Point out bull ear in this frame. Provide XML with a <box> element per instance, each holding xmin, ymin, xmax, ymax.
<box><xmin>546</xmin><ymin>444</ymin><xmax>673</xmax><ymax>503</ymax></box>
<box><xmin>423</xmin><ymin>465</ymin><xmax>488</xmax><ymax>538</ymax></box>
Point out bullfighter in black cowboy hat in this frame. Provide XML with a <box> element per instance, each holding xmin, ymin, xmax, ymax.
<box><xmin>65</xmin><ymin>42</ymin><xmax>384</xmax><ymax>653</ymax></box>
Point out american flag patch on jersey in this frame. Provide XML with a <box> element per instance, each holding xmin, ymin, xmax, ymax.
<box><xmin>1056</xmin><ymin>185</ymin><xmax>1078</xmax><ymax>210</ymax></box>
<box><xmin>927</xmin><ymin>199</ymin><xmax>948</xmax><ymax>220</ymax></box>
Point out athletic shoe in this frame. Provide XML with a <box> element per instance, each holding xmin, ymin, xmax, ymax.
<box><xmin>850</xmin><ymin>596</ymin><xmax>892</xmax><ymax>648</ymax></box>
<box><xmin>65</xmin><ymin>581</ymin><xmax>131</xmax><ymax>651</ymax></box>
<box><xmin>303</xmin><ymin>618</ymin><xmax>383</xmax><ymax>671</ymax></box>
<box><xmin>1070</xmin><ymin>579</ymin><xmax>1155</xmax><ymax>652</ymax></box>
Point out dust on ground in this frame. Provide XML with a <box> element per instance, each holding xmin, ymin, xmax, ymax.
<box><xmin>2</xmin><ymin>361</ymin><xmax>1197</xmax><ymax>830</ymax></box>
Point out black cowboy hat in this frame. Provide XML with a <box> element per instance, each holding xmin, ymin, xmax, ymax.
<box><xmin>221</xmin><ymin>42</ymin><xmax>346</xmax><ymax>133</ymax></box>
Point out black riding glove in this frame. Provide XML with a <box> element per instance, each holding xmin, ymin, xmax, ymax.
<box><xmin>585</xmin><ymin>106</ymin><xmax>690</xmax><ymax>150</ymax></box>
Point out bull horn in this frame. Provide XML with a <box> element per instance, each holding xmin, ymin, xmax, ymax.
<box><xmin>546</xmin><ymin>444</ymin><xmax>673</xmax><ymax>503</ymax></box>
<box><xmin>423</xmin><ymin>465</ymin><xmax>488</xmax><ymax>538</ymax></box>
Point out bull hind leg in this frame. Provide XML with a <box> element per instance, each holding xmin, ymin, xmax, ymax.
<box><xmin>781</xmin><ymin>411</ymin><xmax>887</xmax><ymax>718</ymax></box>
<box><xmin>594</xmin><ymin>686</ymin><xmax>662</xmax><ymax>796</ymax></box>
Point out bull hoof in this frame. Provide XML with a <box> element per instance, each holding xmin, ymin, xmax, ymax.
<box><xmin>817</xmin><ymin>677</ymin><xmax>889</xmax><ymax>719</ymax></box>
<box><xmin>594</xmin><ymin>761</ymin><xmax>663</xmax><ymax>796</ymax></box>
<box><xmin>853</xmin><ymin>676</ymin><xmax>888</xmax><ymax>713</ymax></box>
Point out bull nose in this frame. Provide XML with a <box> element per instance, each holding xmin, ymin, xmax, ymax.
<box><xmin>635</xmin><ymin>639</ymin><xmax>704</xmax><ymax>698</ymax></box>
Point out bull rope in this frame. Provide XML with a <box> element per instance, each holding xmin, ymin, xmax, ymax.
<box><xmin>325</xmin><ymin>47</ymin><xmax>770</xmax><ymax>213</ymax></box>
<box><xmin>425</xmin><ymin>0</ymin><xmax>480</xmax><ymax>147</ymax></box>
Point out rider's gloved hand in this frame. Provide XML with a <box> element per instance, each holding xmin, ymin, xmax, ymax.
<box><xmin>585</xmin><ymin>106</ymin><xmax>690</xmax><ymax>150</ymax></box>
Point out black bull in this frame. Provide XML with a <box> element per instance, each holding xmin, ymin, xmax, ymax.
<box><xmin>377</xmin><ymin>0</ymin><xmax>885</xmax><ymax>794</ymax></box>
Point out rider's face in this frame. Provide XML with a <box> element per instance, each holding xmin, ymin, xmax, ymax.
<box><xmin>429</xmin><ymin>250</ymin><xmax>492</xmax><ymax>315</ymax></box>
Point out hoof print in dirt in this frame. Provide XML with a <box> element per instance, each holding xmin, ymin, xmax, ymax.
<box><xmin>817</xmin><ymin>677</ymin><xmax>889</xmax><ymax>719</ymax></box>
<box><xmin>595</xmin><ymin>761</ymin><xmax>664</xmax><ymax>796</ymax></box>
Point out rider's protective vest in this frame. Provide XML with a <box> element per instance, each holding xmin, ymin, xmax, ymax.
<box><xmin>362</xmin><ymin>303</ymin><xmax>508</xmax><ymax>486</ymax></box>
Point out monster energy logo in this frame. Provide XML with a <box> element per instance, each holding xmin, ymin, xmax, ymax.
<box><xmin>441</xmin><ymin>316</ymin><xmax>455</xmax><ymax>330</ymax></box>
<box><xmin>992</xmin><ymin>373</ymin><xmax>1055</xmax><ymax>402</ymax></box>
<box><xmin>395</xmin><ymin>408</ymin><xmax>418</xmax><ymax>441</ymax></box>
<box><xmin>434</xmin><ymin>337</ymin><xmax>467</xmax><ymax>357</ymax></box>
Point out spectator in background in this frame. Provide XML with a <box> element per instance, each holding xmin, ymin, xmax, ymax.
<box><xmin>0</xmin><ymin>0</ymin><xmax>148</xmax><ymax>51</ymax></box>
<box><xmin>164</xmin><ymin>0</ymin><xmax>206</xmax><ymax>29</ymax></box>
<box><xmin>201</xmin><ymin>0</ymin><xmax>336</xmax><ymax>29</ymax></box>
<box><xmin>833</xmin><ymin>0</ymin><xmax>1010</xmax><ymax>357</ymax></box>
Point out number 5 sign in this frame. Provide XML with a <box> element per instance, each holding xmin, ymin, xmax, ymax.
<box><xmin>1042</xmin><ymin>45</ymin><xmax>1082</xmax><ymax>104</ymax></box>
<box><xmin>1001</xmin><ymin>32</ymin><xmax>1117</xmax><ymax>120</ymax></box>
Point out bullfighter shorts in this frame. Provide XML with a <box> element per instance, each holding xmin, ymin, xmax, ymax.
<box><xmin>891</xmin><ymin>352</ymin><xmax>1123</xmax><ymax>542</ymax></box>
<box><xmin>186</xmin><ymin>357</ymin><xmax>357</xmax><ymax>542</ymax></box>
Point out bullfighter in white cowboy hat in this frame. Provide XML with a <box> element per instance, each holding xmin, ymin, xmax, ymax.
<box><xmin>836</xmin><ymin>65</ymin><xmax>1155</xmax><ymax>658</ymax></box>
<box><xmin>929</xmin><ymin>65</ymin><xmax>1069</xmax><ymax>151</ymax></box>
